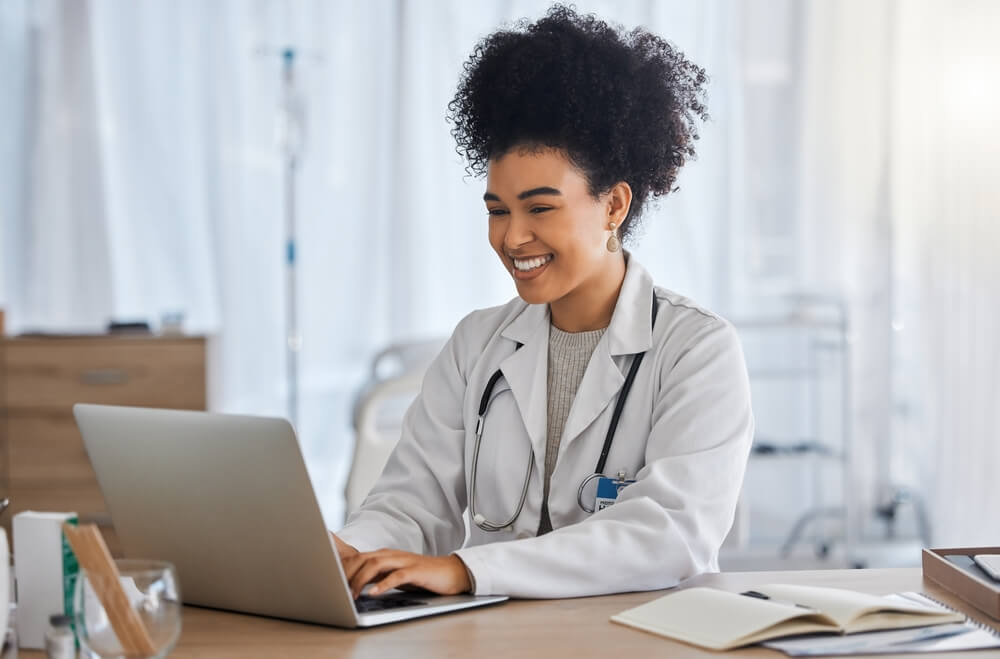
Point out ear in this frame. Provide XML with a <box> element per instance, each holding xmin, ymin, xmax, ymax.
<box><xmin>605</xmin><ymin>182</ymin><xmax>633</xmax><ymax>225</ymax></box>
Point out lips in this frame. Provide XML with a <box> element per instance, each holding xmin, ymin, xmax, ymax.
<box><xmin>512</xmin><ymin>254</ymin><xmax>553</xmax><ymax>272</ymax></box>
<box><xmin>508</xmin><ymin>253</ymin><xmax>553</xmax><ymax>281</ymax></box>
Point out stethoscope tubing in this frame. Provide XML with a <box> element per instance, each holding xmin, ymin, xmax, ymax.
<box><xmin>470</xmin><ymin>295</ymin><xmax>659</xmax><ymax>532</ymax></box>
<box><xmin>576</xmin><ymin>473</ymin><xmax>604</xmax><ymax>514</ymax></box>
<box><xmin>469</xmin><ymin>385</ymin><xmax>532</xmax><ymax>531</ymax></box>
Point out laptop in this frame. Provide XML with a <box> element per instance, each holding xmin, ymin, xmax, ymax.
<box><xmin>73</xmin><ymin>403</ymin><xmax>507</xmax><ymax>627</ymax></box>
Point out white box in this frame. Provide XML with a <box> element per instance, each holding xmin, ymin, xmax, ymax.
<box><xmin>12</xmin><ymin>511</ymin><xmax>78</xmax><ymax>649</ymax></box>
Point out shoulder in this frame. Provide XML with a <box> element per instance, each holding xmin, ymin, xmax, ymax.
<box><xmin>651</xmin><ymin>286</ymin><xmax>742</xmax><ymax>367</ymax></box>
<box><xmin>653</xmin><ymin>286</ymin><xmax>729</xmax><ymax>333</ymax></box>
<box><xmin>452</xmin><ymin>296</ymin><xmax>527</xmax><ymax>342</ymax></box>
<box><xmin>443</xmin><ymin>296</ymin><xmax>528</xmax><ymax>369</ymax></box>
<box><xmin>618</xmin><ymin>254</ymin><xmax>734</xmax><ymax>354</ymax></box>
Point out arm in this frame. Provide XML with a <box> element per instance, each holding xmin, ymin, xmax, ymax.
<box><xmin>455</xmin><ymin>319</ymin><xmax>754</xmax><ymax>598</ymax></box>
<box><xmin>336</xmin><ymin>317</ymin><xmax>472</xmax><ymax>558</ymax></box>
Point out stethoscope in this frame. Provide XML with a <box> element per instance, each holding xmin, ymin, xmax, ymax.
<box><xmin>470</xmin><ymin>294</ymin><xmax>660</xmax><ymax>532</ymax></box>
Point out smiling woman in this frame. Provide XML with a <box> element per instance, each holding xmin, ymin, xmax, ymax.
<box><xmin>484</xmin><ymin>149</ymin><xmax>630</xmax><ymax>331</ymax></box>
<box><xmin>334</xmin><ymin>5</ymin><xmax>754</xmax><ymax>600</ymax></box>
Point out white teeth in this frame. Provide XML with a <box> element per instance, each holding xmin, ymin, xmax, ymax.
<box><xmin>512</xmin><ymin>255</ymin><xmax>553</xmax><ymax>272</ymax></box>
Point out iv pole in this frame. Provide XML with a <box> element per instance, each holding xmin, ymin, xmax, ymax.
<box><xmin>257</xmin><ymin>45</ymin><xmax>314</xmax><ymax>427</ymax></box>
<box><xmin>280</xmin><ymin>48</ymin><xmax>301</xmax><ymax>429</ymax></box>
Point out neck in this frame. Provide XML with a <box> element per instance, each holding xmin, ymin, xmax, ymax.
<box><xmin>549</xmin><ymin>255</ymin><xmax>627</xmax><ymax>332</ymax></box>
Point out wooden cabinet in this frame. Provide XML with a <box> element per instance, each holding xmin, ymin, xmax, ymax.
<box><xmin>0</xmin><ymin>336</ymin><xmax>206</xmax><ymax>555</ymax></box>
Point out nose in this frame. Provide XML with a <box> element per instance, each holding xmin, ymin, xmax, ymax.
<box><xmin>503</xmin><ymin>210</ymin><xmax>535</xmax><ymax>251</ymax></box>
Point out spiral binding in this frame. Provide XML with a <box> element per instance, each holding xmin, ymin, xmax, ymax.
<box><xmin>914</xmin><ymin>591</ymin><xmax>1000</xmax><ymax>637</ymax></box>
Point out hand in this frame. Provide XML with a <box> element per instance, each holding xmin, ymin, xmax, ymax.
<box><xmin>331</xmin><ymin>532</ymin><xmax>358</xmax><ymax>561</ymax></box>
<box><xmin>341</xmin><ymin>549</ymin><xmax>472</xmax><ymax>599</ymax></box>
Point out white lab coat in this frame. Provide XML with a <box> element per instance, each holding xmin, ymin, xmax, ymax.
<box><xmin>339</xmin><ymin>256</ymin><xmax>753</xmax><ymax>598</ymax></box>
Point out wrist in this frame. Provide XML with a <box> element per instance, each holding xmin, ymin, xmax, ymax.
<box><xmin>451</xmin><ymin>554</ymin><xmax>475</xmax><ymax>594</ymax></box>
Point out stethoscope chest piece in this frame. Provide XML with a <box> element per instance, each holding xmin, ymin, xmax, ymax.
<box><xmin>576</xmin><ymin>473</ymin><xmax>604</xmax><ymax>514</ymax></box>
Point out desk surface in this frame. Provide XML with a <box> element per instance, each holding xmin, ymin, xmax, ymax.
<box><xmin>20</xmin><ymin>568</ymin><xmax>1000</xmax><ymax>658</ymax></box>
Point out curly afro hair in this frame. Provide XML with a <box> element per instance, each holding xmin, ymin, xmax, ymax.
<box><xmin>447</xmin><ymin>4</ymin><xmax>708</xmax><ymax>243</ymax></box>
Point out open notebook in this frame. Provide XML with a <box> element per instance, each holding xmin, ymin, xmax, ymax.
<box><xmin>610</xmin><ymin>584</ymin><xmax>964</xmax><ymax>651</ymax></box>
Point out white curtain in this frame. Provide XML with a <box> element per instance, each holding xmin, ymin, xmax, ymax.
<box><xmin>794</xmin><ymin>0</ymin><xmax>1000</xmax><ymax>548</ymax></box>
<box><xmin>1</xmin><ymin>0</ymin><xmax>741</xmax><ymax>525</ymax></box>
<box><xmin>796</xmin><ymin>0</ymin><xmax>896</xmax><ymax>551</ymax></box>
<box><xmin>7</xmin><ymin>0</ymin><xmax>993</xmax><ymax>546</ymax></box>
<box><xmin>1</xmin><ymin>0</ymin><xmax>115</xmax><ymax>330</ymax></box>
<box><xmin>890</xmin><ymin>0</ymin><xmax>1000</xmax><ymax>545</ymax></box>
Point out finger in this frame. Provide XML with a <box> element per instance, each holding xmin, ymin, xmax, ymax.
<box><xmin>340</xmin><ymin>551</ymin><xmax>370</xmax><ymax>580</ymax></box>
<box><xmin>369</xmin><ymin>568</ymin><xmax>414</xmax><ymax>596</ymax></box>
<box><xmin>347</xmin><ymin>555</ymin><xmax>386</xmax><ymax>597</ymax></box>
<box><xmin>349</xmin><ymin>553</ymin><xmax>410</xmax><ymax>598</ymax></box>
<box><xmin>342</xmin><ymin>548</ymin><xmax>390</xmax><ymax>580</ymax></box>
<box><xmin>331</xmin><ymin>533</ymin><xmax>358</xmax><ymax>559</ymax></box>
<box><xmin>341</xmin><ymin>555</ymin><xmax>366</xmax><ymax>583</ymax></box>
<box><xmin>351</xmin><ymin>563</ymin><xmax>399</xmax><ymax>599</ymax></box>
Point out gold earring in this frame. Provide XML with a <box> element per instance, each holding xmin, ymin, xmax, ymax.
<box><xmin>606</xmin><ymin>222</ymin><xmax>621</xmax><ymax>253</ymax></box>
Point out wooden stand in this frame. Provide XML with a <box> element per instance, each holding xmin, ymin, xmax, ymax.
<box><xmin>62</xmin><ymin>523</ymin><xmax>156</xmax><ymax>655</ymax></box>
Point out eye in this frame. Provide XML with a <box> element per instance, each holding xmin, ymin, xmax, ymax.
<box><xmin>487</xmin><ymin>208</ymin><xmax>509</xmax><ymax>217</ymax></box>
<box><xmin>529</xmin><ymin>206</ymin><xmax>552</xmax><ymax>214</ymax></box>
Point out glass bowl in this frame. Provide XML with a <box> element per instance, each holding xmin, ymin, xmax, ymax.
<box><xmin>72</xmin><ymin>559</ymin><xmax>181</xmax><ymax>658</ymax></box>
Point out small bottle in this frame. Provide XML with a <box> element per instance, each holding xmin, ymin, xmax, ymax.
<box><xmin>44</xmin><ymin>614</ymin><xmax>74</xmax><ymax>659</ymax></box>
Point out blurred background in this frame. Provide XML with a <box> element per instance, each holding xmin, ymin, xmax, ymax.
<box><xmin>0</xmin><ymin>0</ymin><xmax>997</xmax><ymax>569</ymax></box>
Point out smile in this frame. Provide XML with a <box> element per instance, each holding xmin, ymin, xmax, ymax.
<box><xmin>512</xmin><ymin>254</ymin><xmax>553</xmax><ymax>272</ymax></box>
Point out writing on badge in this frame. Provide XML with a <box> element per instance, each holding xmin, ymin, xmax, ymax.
<box><xmin>594</xmin><ymin>476</ymin><xmax>635</xmax><ymax>511</ymax></box>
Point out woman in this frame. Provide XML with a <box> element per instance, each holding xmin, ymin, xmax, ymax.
<box><xmin>334</xmin><ymin>6</ymin><xmax>753</xmax><ymax>599</ymax></box>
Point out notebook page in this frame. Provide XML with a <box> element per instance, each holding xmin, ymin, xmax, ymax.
<box><xmin>756</xmin><ymin>584</ymin><xmax>959</xmax><ymax>630</ymax></box>
<box><xmin>611</xmin><ymin>587</ymin><xmax>837</xmax><ymax>650</ymax></box>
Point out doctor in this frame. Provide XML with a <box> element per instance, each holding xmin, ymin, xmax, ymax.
<box><xmin>334</xmin><ymin>6</ymin><xmax>753</xmax><ymax>599</ymax></box>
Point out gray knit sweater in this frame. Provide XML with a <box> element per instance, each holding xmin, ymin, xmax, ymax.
<box><xmin>536</xmin><ymin>323</ymin><xmax>606</xmax><ymax>535</ymax></box>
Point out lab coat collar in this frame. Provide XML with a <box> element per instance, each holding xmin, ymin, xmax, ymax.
<box><xmin>496</xmin><ymin>254</ymin><xmax>656</xmax><ymax>462</ymax></box>
<box><xmin>605</xmin><ymin>254</ymin><xmax>656</xmax><ymax>356</ymax></box>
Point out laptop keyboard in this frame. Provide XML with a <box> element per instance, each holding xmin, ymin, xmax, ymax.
<box><xmin>355</xmin><ymin>594</ymin><xmax>428</xmax><ymax>613</ymax></box>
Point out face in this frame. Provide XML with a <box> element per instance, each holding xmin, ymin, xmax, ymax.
<box><xmin>484</xmin><ymin>147</ymin><xmax>627</xmax><ymax>306</ymax></box>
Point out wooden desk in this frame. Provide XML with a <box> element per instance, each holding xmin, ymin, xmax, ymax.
<box><xmin>21</xmin><ymin>568</ymin><xmax>999</xmax><ymax>658</ymax></box>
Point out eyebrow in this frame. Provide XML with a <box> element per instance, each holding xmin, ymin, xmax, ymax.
<box><xmin>483</xmin><ymin>186</ymin><xmax>563</xmax><ymax>202</ymax></box>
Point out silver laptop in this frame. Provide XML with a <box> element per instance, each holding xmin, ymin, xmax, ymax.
<box><xmin>73</xmin><ymin>403</ymin><xmax>507</xmax><ymax>627</ymax></box>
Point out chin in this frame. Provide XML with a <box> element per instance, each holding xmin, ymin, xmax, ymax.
<box><xmin>514</xmin><ymin>283</ymin><xmax>556</xmax><ymax>306</ymax></box>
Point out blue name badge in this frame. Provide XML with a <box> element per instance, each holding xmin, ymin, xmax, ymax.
<box><xmin>594</xmin><ymin>476</ymin><xmax>635</xmax><ymax>511</ymax></box>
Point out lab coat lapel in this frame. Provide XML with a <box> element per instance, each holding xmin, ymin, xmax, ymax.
<box><xmin>558</xmin><ymin>342</ymin><xmax>624</xmax><ymax>454</ymax></box>
<box><xmin>558</xmin><ymin>257</ymin><xmax>656</xmax><ymax>453</ymax></box>
<box><xmin>498</xmin><ymin>303</ymin><xmax>549</xmax><ymax>473</ymax></box>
